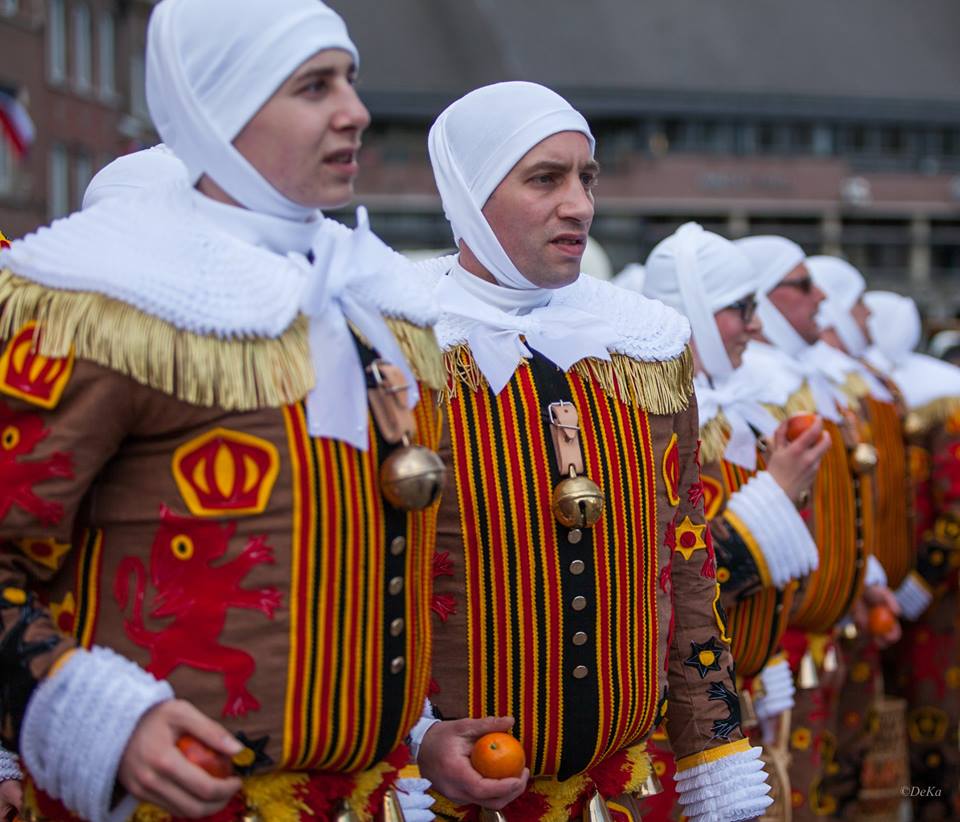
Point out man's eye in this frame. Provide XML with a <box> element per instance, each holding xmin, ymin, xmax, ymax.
<box><xmin>532</xmin><ymin>174</ymin><xmax>555</xmax><ymax>185</ymax></box>
<box><xmin>581</xmin><ymin>174</ymin><xmax>599</xmax><ymax>188</ymax></box>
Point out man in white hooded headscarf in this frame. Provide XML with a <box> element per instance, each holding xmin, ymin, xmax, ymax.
<box><xmin>0</xmin><ymin>1</ymin><xmax>446</xmax><ymax>820</ymax></box>
<box><xmin>417</xmin><ymin>82</ymin><xmax>772</xmax><ymax>822</ymax></box>
<box><xmin>865</xmin><ymin>291</ymin><xmax>960</xmax><ymax>820</ymax></box>
<box><xmin>735</xmin><ymin>237</ymin><xmax>900</xmax><ymax>819</ymax></box>
<box><xmin>636</xmin><ymin>223</ymin><xmax>827</xmax><ymax>818</ymax></box>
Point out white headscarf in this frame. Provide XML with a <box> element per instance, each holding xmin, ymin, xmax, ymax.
<box><xmin>807</xmin><ymin>255</ymin><xmax>869</xmax><ymax>356</ymax></box>
<box><xmin>428</xmin><ymin>81</ymin><xmax>594</xmax><ymax>291</ymax></box>
<box><xmin>82</xmin><ymin>144</ymin><xmax>186</xmax><ymax>210</ymax></box>
<box><xmin>865</xmin><ymin>290</ymin><xmax>960</xmax><ymax>409</ymax></box>
<box><xmin>146</xmin><ymin>0</ymin><xmax>357</xmax><ymax>220</ymax></box>
<box><xmin>734</xmin><ymin>235</ymin><xmax>844</xmax><ymax>420</ymax></box>
<box><xmin>640</xmin><ymin>223</ymin><xmax>777</xmax><ymax>468</ymax></box>
<box><xmin>427</xmin><ymin>82</ymin><xmax>637</xmax><ymax>392</ymax></box>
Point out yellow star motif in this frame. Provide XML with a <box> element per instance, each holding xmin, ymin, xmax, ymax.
<box><xmin>674</xmin><ymin>516</ymin><xmax>706</xmax><ymax>561</ymax></box>
<box><xmin>17</xmin><ymin>537</ymin><xmax>71</xmax><ymax>571</ymax></box>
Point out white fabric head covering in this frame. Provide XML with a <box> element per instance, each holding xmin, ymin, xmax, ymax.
<box><xmin>612</xmin><ymin>263</ymin><xmax>645</xmax><ymax>292</ymax></box>
<box><xmin>735</xmin><ymin>235</ymin><xmax>808</xmax><ymax>356</ymax></box>
<box><xmin>427</xmin><ymin>81</ymin><xmax>594</xmax><ymax>291</ymax></box>
<box><xmin>640</xmin><ymin>223</ymin><xmax>775</xmax><ymax>467</ymax></box>
<box><xmin>929</xmin><ymin>329</ymin><xmax>960</xmax><ymax>361</ymax></box>
<box><xmin>807</xmin><ymin>255</ymin><xmax>868</xmax><ymax>356</ymax></box>
<box><xmin>864</xmin><ymin>290</ymin><xmax>960</xmax><ymax>408</ymax></box>
<box><xmin>643</xmin><ymin>222</ymin><xmax>757</xmax><ymax>381</ymax></box>
<box><xmin>146</xmin><ymin>0</ymin><xmax>357</xmax><ymax>220</ymax></box>
<box><xmin>82</xmin><ymin>145</ymin><xmax>186</xmax><ymax>210</ymax></box>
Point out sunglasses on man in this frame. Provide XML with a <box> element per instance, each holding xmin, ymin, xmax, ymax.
<box><xmin>721</xmin><ymin>294</ymin><xmax>758</xmax><ymax>324</ymax></box>
<box><xmin>771</xmin><ymin>275</ymin><xmax>815</xmax><ymax>295</ymax></box>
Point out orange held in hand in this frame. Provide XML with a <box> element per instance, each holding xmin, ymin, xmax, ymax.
<box><xmin>470</xmin><ymin>732</ymin><xmax>526</xmax><ymax>779</ymax></box>
<box><xmin>176</xmin><ymin>733</ymin><xmax>233</xmax><ymax>779</ymax></box>
<box><xmin>867</xmin><ymin>604</ymin><xmax>897</xmax><ymax>637</ymax></box>
<box><xmin>786</xmin><ymin>413</ymin><xmax>819</xmax><ymax>442</ymax></box>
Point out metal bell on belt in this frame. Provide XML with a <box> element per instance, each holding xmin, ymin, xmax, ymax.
<box><xmin>850</xmin><ymin>442</ymin><xmax>878</xmax><ymax>474</ymax></box>
<box><xmin>380</xmin><ymin>434</ymin><xmax>446</xmax><ymax>511</ymax></box>
<box><xmin>552</xmin><ymin>464</ymin><xmax>605</xmax><ymax>530</ymax></box>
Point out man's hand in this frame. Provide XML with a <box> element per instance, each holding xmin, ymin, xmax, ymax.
<box><xmin>0</xmin><ymin>779</ymin><xmax>22</xmax><ymax>817</ymax></box>
<box><xmin>765</xmin><ymin>419</ymin><xmax>831</xmax><ymax>503</ymax></box>
<box><xmin>418</xmin><ymin>717</ymin><xmax>529</xmax><ymax>810</ymax></box>
<box><xmin>117</xmin><ymin>700</ymin><xmax>243</xmax><ymax>818</ymax></box>
<box><xmin>853</xmin><ymin>585</ymin><xmax>902</xmax><ymax>649</ymax></box>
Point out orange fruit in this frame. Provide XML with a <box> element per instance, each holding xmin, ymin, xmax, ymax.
<box><xmin>470</xmin><ymin>732</ymin><xmax>526</xmax><ymax>779</ymax></box>
<box><xmin>786</xmin><ymin>413</ymin><xmax>819</xmax><ymax>442</ymax></box>
<box><xmin>176</xmin><ymin>733</ymin><xmax>233</xmax><ymax>779</ymax></box>
<box><xmin>867</xmin><ymin>604</ymin><xmax>897</xmax><ymax>637</ymax></box>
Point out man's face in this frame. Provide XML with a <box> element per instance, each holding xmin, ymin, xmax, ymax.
<box><xmin>850</xmin><ymin>298</ymin><xmax>872</xmax><ymax>345</ymax></box>
<box><xmin>766</xmin><ymin>262</ymin><xmax>825</xmax><ymax>345</ymax></box>
<box><xmin>480</xmin><ymin>131</ymin><xmax>598</xmax><ymax>289</ymax></box>
<box><xmin>233</xmin><ymin>49</ymin><xmax>370</xmax><ymax>209</ymax></box>
<box><xmin>713</xmin><ymin>294</ymin><xmax>761</xmax><ymax>369</ymax></box>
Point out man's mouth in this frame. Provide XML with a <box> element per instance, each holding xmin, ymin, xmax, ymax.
<box><xmin>550</xmin><ymin>234</ymin><xmax>587</xmax><ymax>251</ymax></box>
<box><xmin>323</xmin><ymin>148</ymin><xmax>359</xmax><ymax>167</ymax></box>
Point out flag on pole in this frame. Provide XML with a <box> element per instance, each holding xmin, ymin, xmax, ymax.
<box><xmin>0</xmin><ymin>89</ymin><xmax>36</xmax><ymax>158</ymax></box>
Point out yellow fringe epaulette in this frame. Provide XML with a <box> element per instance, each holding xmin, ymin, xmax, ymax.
<box><xmin>0</xmin><ymin>270</ymin><xmax>444</xmax><ymax>409</ymax></box>
<box><xmin>784</xmin><ymin>383</ymin><xmax>816</xmax><ymax>416</ymax></box>
<box><xmin>442</xmin><ymin>343</ymin><xmax>695</xmax><ymax>415</ymax></box>
<box><xmin>842</xmin><ymin>371</ymin><xmax>873</xmax><ymax>403</ymax></box>
<box><xmin>699</xmin><ymin>413</ymin><xmax>731</xmax><ymax>465</ymax></box>
<box><xmin>904</xmin><ymin>396</ymin><xmax>960</xmax><ymax>439</ymax></box>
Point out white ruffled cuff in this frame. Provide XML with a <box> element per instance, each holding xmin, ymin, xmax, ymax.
<box><xmin>725</xmin><ymin>471</ymin><xmax>819</xmax><ymax>588</ymax></box>
<box><xmin>674</xmin><ymin>744</ymin><xmax>773</xmax><ymax>822</ymax></box>
<box><xmin>753</xmin><ymin>658</ymin><xmax>795</xmax><ymax>722</ymax></box>
<box><xmin>0</xmin><ymin>745</ymin><xmax>20</xmax><ymax>781</ymax></box>
<box><xmin>864</xmin><ymin>554</ymin><xmax>888</xmax><ymax>589</ymax></box>
<box><xmin>395</xmin><ymin>775</ymin><xmax>435</xmax><ymax>821</ymax></box>
<box><xmin>895</xmin><ymin>572</ymin><xmax>933</xmax><ymax>621</ymax></box>
<box><xmin>408</xmin><ymin>699</ymin><xmax>441</xmax><ymax>763</ymax></box>
<box><xmin>20</xmin><ymin>646</ymin><xmax>174</xmax><ymax>822</ymax></box>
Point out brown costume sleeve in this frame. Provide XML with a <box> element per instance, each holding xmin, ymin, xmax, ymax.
<box><xmin>0</xmin><ymin>350</ymin><xmax>135</xmax><ymax>748</ymax></box>
<box><xmin>665</xmin><ymin>396</ymin><xmax>745</xmax><ymax>762</ymax></box>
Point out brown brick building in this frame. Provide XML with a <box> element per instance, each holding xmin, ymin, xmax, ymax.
<box><xmin>0</xmin><ymin>0</ymin><xmax>153</xmax><ymax>239</ymax></box>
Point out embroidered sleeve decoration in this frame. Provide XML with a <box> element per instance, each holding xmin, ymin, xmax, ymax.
<box><xmin>112</xmin><ymin>505</ymin><xmax>282</xmax><ymax>717</ymax></box>
<box><xmin>707</xmin><ymin>666</ymin><xmax>741</xmax><ymax>740</ymax></box>
<box><xmin>683</xmin><ymin>636</ymin><xmax>724</xmax><ymax>679</ymax></box>
<box><xmin>0</xmin><ymin>401</ymin><xmax>74</xmax><ymax>525</ymax></box>
<box><xmin>663</xmin><ymin>432</ymin><xmax>681</xmax><ymax>507</ymax></box>
<box><xmin>0</xmin><ymin>323</ymin><xmax>75</xmax><ymax>410</ymax></box>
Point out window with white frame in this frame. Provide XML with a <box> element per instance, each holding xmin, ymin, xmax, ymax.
<box><xmin>47</xmin><ymin>0</ymin><xmax>66</xmax><ymax>83</ymax></box>
<box><xmin>72</xmin><ymin>2</ymin><xmax>92</xmax><ymax>92</ymax></box>
<box><xmin>48</xmin><ymin>144</ymin><xmax>69</xmax><ymax>219</ymax></box>
<box><xmin>0</xmin><ymin>137</ymin><xmax>12</xmax><ymax>195</ymax></box>
<box><xmin>97</xmin><ymin>12</ymin><xmax>115</xmax><ymax>99</ymax></box>
<box><xmin>73</xmin><ymin>151</ymin><xmax>92</xmax><ymax>210</ymax></box>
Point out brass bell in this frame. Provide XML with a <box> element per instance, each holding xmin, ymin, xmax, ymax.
<box><xmin>843</xmin><ymin>621</ymin><xmax>859</xmax><ymax>641</ymax></box>
<box><xmin>740</xmin><ymin>689</ymin><xmax>759</xmax><ymax>729</ymax></box>
<box><xmin>798</xmin><ymin>649</ymin><xmax>819</xmax><ymax>690</ymax></box>
<box><xmin>380</xmin><ymin>437</ymin><xmax>446</xmax><ymax>511</ymax></box>
<box><xmin>382</xmin><ymin>788</ymin><xmax>406</xmax><ymax>822</ymax></box>
<box><xmin>552</xmin><ymin>465</ymin><xmax>605</xmax><ymax>529</ymax></box>
<box><xmin>241</xmin><ymin>805</ymin><xmax>264</xmax><ymax>822</ymax></box>
<box><xmin>479</xmin><ymin>810</ymin><xmax>508</xmax><ymax>822</ymax></box>
<box><xmin>633</xmin><ymin>770</ymin><xmax>664</xmax><ymax>798</ymax></box>
<box><xmin>823</xmin><ymin>644</ymin><xmax>839</xmax><ymax>673</ymax></box>
<box><xmin>904</xmin><ymin>411</ymin><xmax>925</xmax><ymax>440</ymax></box>
<box><xmin>582</xmin><ymin>789</ymin><xmax>614</xmax><ymax>822</ymax></box>
<box><xmin>850</xmin><ymin>442</ymin><xmax>878</xmax><ymax>474</ymax></box>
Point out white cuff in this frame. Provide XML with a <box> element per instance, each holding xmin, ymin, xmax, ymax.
<box><xmin>895</xmin><ymin>572</ymin><xmax>933</xmax><ymax>621</ymax></box>
<box><xmin>0</xmin><ymin>746</ymin><xmax>20</xmax><ymax>781</ymax></box>
<box><xmin>753</xmin><ymin>658</ymin><xmax>795</xmax><ymax>721</ymax></box>
<box><xmin>864</xmin><ymin>554</ymin><xmax>888</xmax><ymax>589</ymax></box>
<box><xmin>21</xmin><ymin>647</ymin><xmax>174</xmax><ymax>822</ymax></box>
<box><xmin>674</xmin><ymin>746</ymin><xmax>773</xmax><ymax>822</ymax></box>
<box><xmin>395</xmin><ymin>776</ymin><xmax>435</xmax><ymax>821</ymax></box>
<box><xmin>408</xmin><ymin>699</ymin><xmax>440</xmax><ymax>763</ymax></box>
<box><xmin>725</xmin><ymin>471</ymin><xmax>819</xmax><ymax>588</ymax></box>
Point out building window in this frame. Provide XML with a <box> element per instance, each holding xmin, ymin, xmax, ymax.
<box><xmin>0</xmin><ymin>137</ymin><xmax>12</xmax><ymax>195</ymax></box>
<box><xmin>72</xmin><ymin>2</ymin><xmax>93</xmax><ymax>93</ymax></box>
<box><xmin>98</xmin><ymin>13</ymin><xmax>115</xmax><ymax>99</ymax></box>
<box><xmin>129</xmin><ymin>53</ymin><xmax>149</xmax><ymax>119</ymax></box>
<box><xmin>47</xmin><ymin>0</ymin><xmax>67</xmax><ymax>83</ymax></box>
<box><xmin>73</xmin><ymin>151</ymin><xmax>92</xmax><ymax>210</ymax></box>
<box><xmin>0</xmin><ymin>0</ymin><xmax>19</xmax><ymax>18</ymax></box>
<box><xmin>48</xmin><ymin>144</ymin><xmax>69</xmax><ymax>219</ymax></box>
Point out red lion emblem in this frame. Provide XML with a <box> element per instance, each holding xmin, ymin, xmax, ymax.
<box><xmin>113</xmin><ymin>505</ymin><xmax>283</xmax><ymax>717</ymax></box>
<box><xmin>0</xmin><ymin>400</ymin><xmax>73</xmax><ymax>525</ymax></box>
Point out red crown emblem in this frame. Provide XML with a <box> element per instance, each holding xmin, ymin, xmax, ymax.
<box><xmin>0</xmin><ymin>323</ymin><xmax>75</xmax><ymax>409</ymax></box>
<box><xmin>172</xmin><ymin>428</ymin><xmax>279</xmax><ymax>517</ymax></box>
